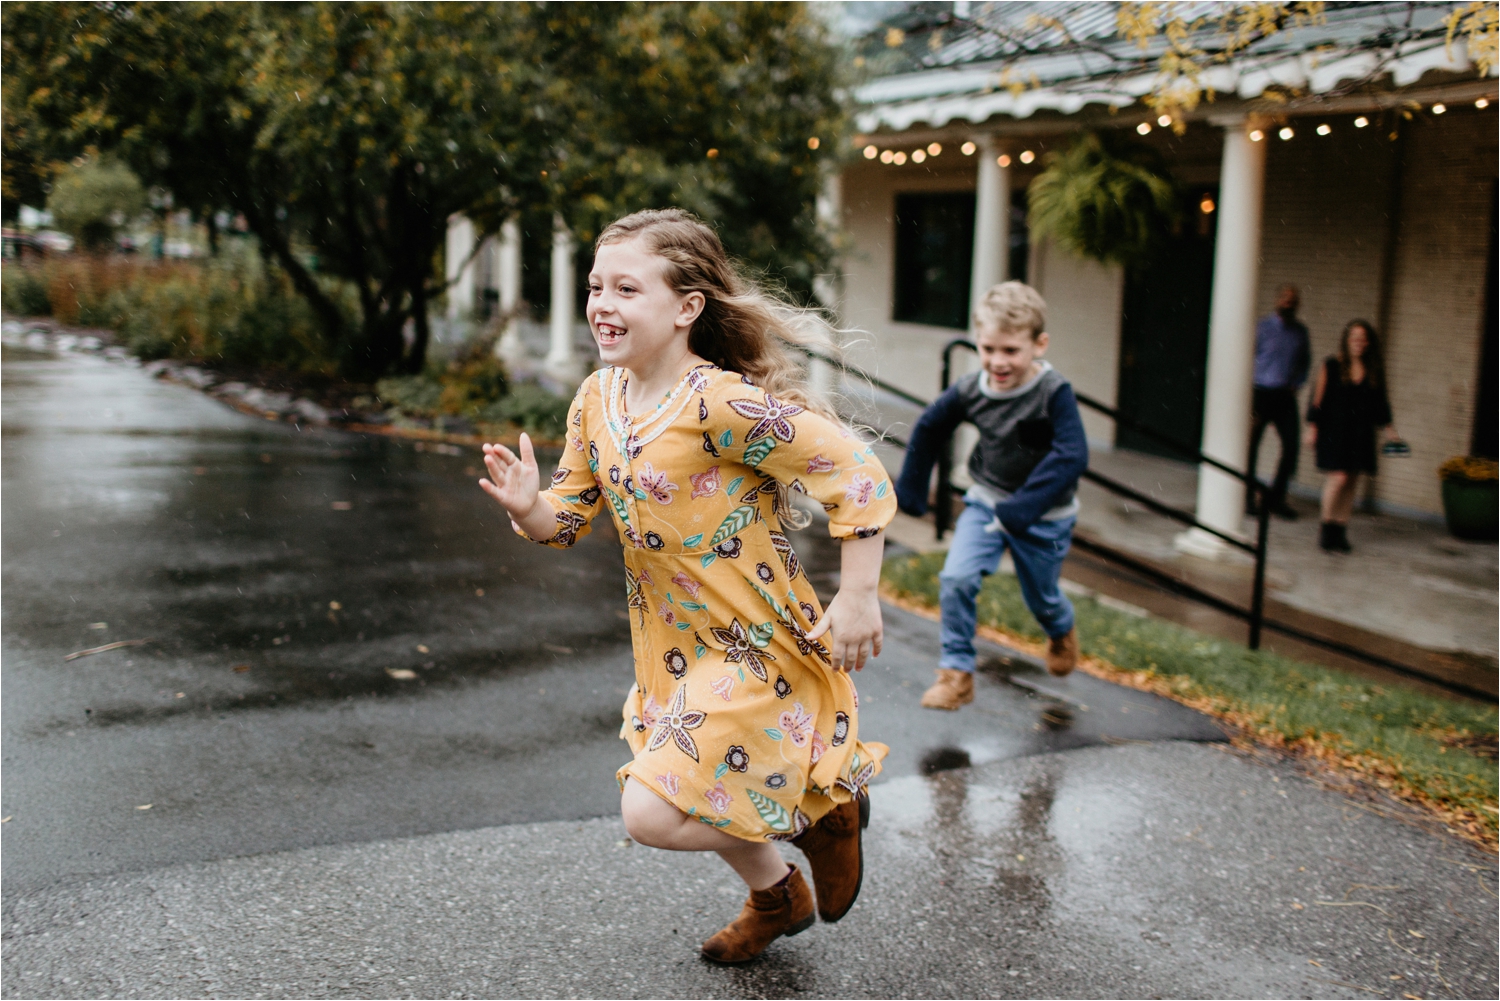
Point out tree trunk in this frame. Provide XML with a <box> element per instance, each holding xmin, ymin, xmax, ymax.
<box><xmin>406</xmin><ymin>280</ymin><xmax>430</xmax><ymax>374</ymax></box>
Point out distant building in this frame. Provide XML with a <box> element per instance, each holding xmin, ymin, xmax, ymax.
<box><xmin>832</xmin><ymin>1</ymin><xmax>1497</xmax><ymax>526</ymax></box>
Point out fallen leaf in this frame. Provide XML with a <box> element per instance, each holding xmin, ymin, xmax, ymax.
<box><xmin>330</xmin><ymin>501</ymin><xmax>353</xmax><ymax>511</ymax></box>
<box><xmin>386</xmin><ymin>668</ymin><xmax>417</xmax><ymax>680</ymax></box>
<box><xmin>1307</xmin><ymin>959</ymin><xmax>1322</xmax><ymax>967</ymax></box>
<box><xmin>475</xmin><ymin>588</ymin><xmax>485</xmax><ymax>597</ymax></box>
<box><xmin>1292</xmin><ymin>902</ymin><xmax>1305</xmax><ymax>910</ymax></box>
<box><xmin>175</xmin><ymin>692</ymin><xmax>185</xmax><ymax>698</ymax></box>
<box><xmin>617</xmin><ymin>838</ymin><xmax>632</xmax><ymax>847</ymax></box>
<box><xmin>88</xmin><ymin>622</ymin><xmax>108</xmax><ymax>630</ymax></box>
<box><xmin>136</xmin><ymin>804</ymin><xmax>153</xmax><ymax>810</ymax></box>
<box><xmin>1403</xmin><ymin>993</ymin><xmax>1423</xmax><ymax>1000</ymax></box>
<box><xmin>416</xmin><ymin>644</ymin><xmax>430</xmax><ymax>654</ymax></box>
<box><xmin>260</xmin><ymin>453</ymin><xmax>273</xmax><ymax>463</ymax></box>
<box><xmin>192</xmin><ymin>466</ymin><xmax>207</xmax><ymax>475</ymax></box>
<box><xmin>544</xmin><ymin>643</ymin><xmax>574</xmax><ymax>655</ymax></box>
<box><xmin>1</xmin><ymin>816</ymin><xmax>11</xmax><ymax>823</ymax></box>
<box><xmin>64</xmin><ymin>638</ymin><xmax>152</xmax><ymax>661</ymax></box>
<box><xmin>329</xmin><ymin>601</ymin><xmax>342</xmax><ymax>610</ymax></box>
<box><xmin>1407</xmin><ymin>929</ymin><xmax>1425</xmax><ymax>938</ymax></box>
<box><xmin>232</xmin><ymin>665</ymin><xmax>251</xmax><ymax>673</ymax></box>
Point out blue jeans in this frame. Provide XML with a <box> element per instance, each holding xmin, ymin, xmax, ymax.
<box><xmin>939</xmin><ymin>502</ymin><xmax>1076</xmax><ymax>673</ymax></box>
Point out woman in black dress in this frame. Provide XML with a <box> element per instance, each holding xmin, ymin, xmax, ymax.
<box><xmin>1303</xmin><ymin>320</ymin><xmax>1399</xmax><ymax>552</ymax></box>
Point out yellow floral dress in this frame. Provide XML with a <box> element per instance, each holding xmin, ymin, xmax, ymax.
<box><xmin>520</xmin><ymin>363</ymin><xmax>896</xmax><ymax>842</ymax></box>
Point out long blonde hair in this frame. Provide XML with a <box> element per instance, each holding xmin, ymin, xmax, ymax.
<box><xmin>596</xmin><ymin>208</ymin><xmax>844</xmax><ymax>527</ymax></box>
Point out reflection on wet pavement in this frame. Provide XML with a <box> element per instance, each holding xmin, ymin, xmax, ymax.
<box><xmin>5</xmin><ymin>346</ymin><xmax>1221</xmax><ymax>894</ymax></box>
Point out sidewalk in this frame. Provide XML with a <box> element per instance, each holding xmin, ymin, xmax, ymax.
<box><xmin>5</xmin><ymin>740</ymin><xmax>1494</xmax><ymax>999</ymax></box>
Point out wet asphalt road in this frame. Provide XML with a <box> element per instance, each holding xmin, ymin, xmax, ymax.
<box><xmin>4</xmin><ymin>342</ymin><xmax>1498</xmax><ymax>999</ymax></box>
<box><xmin>3</xmin><ymin>343</ymin><xmax>1220</xmax><ymax>895</ymax></box>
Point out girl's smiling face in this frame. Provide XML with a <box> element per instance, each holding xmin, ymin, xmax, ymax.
<box><xmin>586</xmin><ymin>238</ymin><xmax>704</xmax><ymax>372</ymax></box>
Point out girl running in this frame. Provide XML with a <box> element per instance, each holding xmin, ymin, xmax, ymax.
<box><xmin>478</xmin><ymin>208</ymin><xmax>894</xmax><ymax>963</ymax></box>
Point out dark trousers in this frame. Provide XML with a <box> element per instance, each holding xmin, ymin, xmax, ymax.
<box><xmin>1248</xmin><ymin>387</ymin><xmax>1300</xmax><ymax>509</ymax></box>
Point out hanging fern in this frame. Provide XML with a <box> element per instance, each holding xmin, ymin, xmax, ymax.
<box><xmin>1027</xmin><ymin>132</ymin><xmax>1180</xmax><ymax>267</ymax></box>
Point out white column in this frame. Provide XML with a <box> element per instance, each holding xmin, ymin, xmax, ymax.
<box><xmin>444</xmin><ymin>214</ymin><xmax>477</xmax><ymax>323</ymax></box>
<box><xmin>968</xmin><ymin>135</ymin><xmax>1010</xmax><ymax>317</ymax></box>
<box><xmin>545</xmin><ymin>212</ymin><xmax>580</xmax><ymax>382</ymax></box>
<box><xmin>1175</xmin><ymin>121</ymin><xmax>1267</xmax><ymax>560</ymax></box>
<box><xmin>494</xmin><ymin>216</ymin><xmax>527</xmax><ymax>367</ymax></box>
<box><xmin>809</xmin><ymin>171</ymin><xmax>843</xmax><ymax>399</ymax></box>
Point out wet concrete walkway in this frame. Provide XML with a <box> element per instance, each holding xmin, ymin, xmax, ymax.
<box><xmin>3</xmin><ymin>338</ymin><xmax>1496</xmax><ymax>998</ymax></box>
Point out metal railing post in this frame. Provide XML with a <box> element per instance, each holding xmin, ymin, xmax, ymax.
<box><xmin>1248</xmin><ymin>482</ymin><xmax>1272</xmax><ymax>649</ymax></box>
<box><xmin>934</xmin><ymin>339</ymin><xmax>972</xmax><ymax>541</ymax></box>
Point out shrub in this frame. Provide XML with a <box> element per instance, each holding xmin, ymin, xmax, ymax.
<box><xmin>1439</xmin><ymin>456</ymin><xmax>1498</xmax><ymax>483</ymax></box>
<box><xmin>478</xmin><ymin>382</ymin><xmax>571</xmax><ymax>436</ymax></box>
<box><xmin>46</xmin><ymin>157</ymin><xmax>148</xmax><ymax>250</ymax></box>
<box><xmin>0</xmin><ymin>252</ymin><xmax>339</xmax><ymax>374</ymax></box>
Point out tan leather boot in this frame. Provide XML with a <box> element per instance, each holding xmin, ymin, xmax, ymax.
<box><xmin>920</xmin><ymin>668</ymin><xmax>974</xmax><ymax>709</ymax></box>
<box><xmin>1046</xmin><ymin>628</ymin><xmax>1079</xmax><ymax>677</ymax></box>
<box><xmin>792</xmin><ymin>791</ymin><xmax>869</xmax><ymax>922</ymax></box>
<box><xmin>700</xmin><ymin>865</ymin><xmax>815</xmax><ymax>964</ymax></box>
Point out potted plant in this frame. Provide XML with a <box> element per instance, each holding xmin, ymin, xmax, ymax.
<box><xmin>1438</xmin><ymin>456</ymin><xmax>1498</xmax><ymax>541</ymax></box>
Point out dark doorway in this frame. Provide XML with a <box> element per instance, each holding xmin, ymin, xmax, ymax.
<box><xmin>1472</xmin><ymin>182</ymin><xmax>1497</xmax><ymax>460</ymax></box>
<box><xmin>1115</xmin><ymin>188</ymin><xmax>1219</xmax><ymax>458</ymax></box>
<box><xmin>893</xmin><ymin>192</ymin><xmax>976</xmax><ymax>329</ymax></box>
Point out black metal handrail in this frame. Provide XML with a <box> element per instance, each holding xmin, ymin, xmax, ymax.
<box><xmin>797</xmin><ymin>340</ymin><xmax>1482</xmax><ymax>696</ymax></box>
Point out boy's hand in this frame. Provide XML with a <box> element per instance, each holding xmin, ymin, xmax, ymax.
<box><xmin>806</xmin><ymin>587</ymin><xmax>883</xmax><ymax>672</ymax></box>
<box><xmin>479</xmin><ymin>434</ymin><xmax>553</xmax><ymax>538</ymax></box>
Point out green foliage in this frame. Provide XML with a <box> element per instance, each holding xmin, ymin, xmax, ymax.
<box><xmin>478</xmin><ymin>383</ymin><xmax>572</xmax><ymax>437</ymax></box>
<box><xmin>4</xmin><ymin>1</ymin><xmax>848</xmax><ymax>376</ymax></box>
<box><xmin>45</xmin><ymin>157</ymin><xmax>147</xmax><ymax>250</ymax></box>
<box><xmin>1027</xmin><ymin>132</ymin><xmax>1180</xmax><ymax>267</ymax></box>
<box><xmin>0</xmin><ymin>254</ymin><xmax>338</xmax><ymax>372</ymax></box>
<box><xmin>1</xmin><ymin>265</ymin><xmax>53</xmax><ymax>316</ymax></box>
<box><xmin>883</xmin><ymin>551</ymin><xmax>1499</xmax><ymax>837</ymax></box>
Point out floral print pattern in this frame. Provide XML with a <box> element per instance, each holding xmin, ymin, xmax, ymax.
<box><xmin>519</xmin><ymin>365</ymin><xmax>893</xmax><ymax>841</ymax></box>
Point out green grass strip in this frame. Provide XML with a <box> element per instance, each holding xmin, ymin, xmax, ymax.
<box><xmin>883</xmin><ymin>551</ymin><xmax>1498</xmax><ymax>845</ymax></box>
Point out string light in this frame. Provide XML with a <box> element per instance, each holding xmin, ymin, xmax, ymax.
<box><xmin>879</xmin><ymin>149</ymin><xmax>894</xmax><ymax>163</ymax></box>
<box><xmin>1278</xmin><ymin>126</ymin><xmax>1294</xmax><ymax>140</ymax></box>
<box><xmin>911</xmin><ymin>149</ymin><xmax>926</xmax><ymax>163</ymax></box>
<box><xmin>1477</xmin><ymin>97</ymin><xmax>1490</xmax><ymax>109</ymax></box>
<box><xmin>997</xmin><ymin>154</ymin><xmax>1012</xmax><ymax>167</ymax></box>
<box><xmin>1137</xmin><ymin>122</ymin><xmax>1152</xmax><ymax>134</ymax></box>
<box><xmin>1431</xmin><ymin>103</ymin><xmax>1446</xmax><ymax>115</ymax></box>
<box><xmin>1157</xmin><ymin>115</ymin><xmax>1172</xmax><ymax>127</ymax></box>
<box><xmin>864</xmin><ymin>144</ymin><xmax>878</xmax><ymax>159</ymax></box>
<box><xmin>893</xmin><ymin>151</ymin><xmax>907</xmax><ymax>164</ymax></box>
<box><xmin>927</xmin><ymin>142</ymin><xmax>943</xmax><ymax>155</ymax></box>
<box><xmin>807</xmin><ymin>136</ymin><xmax>820</xmax><ymax>149</ymax></box>
<box><xmin>1199</xmin><ymin>196</ymin><xmax>1216</xmax><ymax>214</ymax></box>
<box><xmin>961</xmin><ymin>141</ymin><xmax>976</xmax><ymax>155</ymax></box>
<box><xmin>1316</xmin><ymin>123</ymin><xmax>1331</xmax><ymax>135</ymax></box>
<box><xmin>1353</xmin><ymin>116</ymin><xmax>1369</xmax><ymax>128</ymax></box>
<box><xmin>1019</xmin><ymin>150</ymin><xmax>1035</xmax><ymax>164</ymax></box>
<box><xmin>1249</xmin><ymin>129</ymin><xmax>1265</xmax><ymax>141</ymax></box>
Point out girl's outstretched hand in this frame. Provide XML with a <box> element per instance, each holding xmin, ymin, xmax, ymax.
<box><xmin>478</xmin><ymin>434</ymin><xmax>554</xmax><ymax>539</ymax></box>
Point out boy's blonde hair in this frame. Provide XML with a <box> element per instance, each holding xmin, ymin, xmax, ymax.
<box><xmin>596</xmin><ymin>208</ymin><xmax>843</xmax><ymax>527</ymax></box>
<box><xmin>973</xmin><ymin>281</ymin><xmax>1047</xmax><ymax>338</ymax></box>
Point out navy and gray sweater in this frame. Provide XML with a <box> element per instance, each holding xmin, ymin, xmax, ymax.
<box><xmin>895</xmin><ymin>363</ymin><xmax>1089</xmax><ymax>534</ymax></box>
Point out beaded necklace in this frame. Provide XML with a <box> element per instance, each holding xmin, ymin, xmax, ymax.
<box><xmin>601</xmin><ymin>364</ymin><xmax>714</xmax><ymax>460</ymax></box>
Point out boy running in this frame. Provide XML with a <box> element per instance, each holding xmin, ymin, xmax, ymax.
<box><xmin>895</xmin><ymin>282</ymin><xmax>1088</xmax><ymax>709</ymax></box>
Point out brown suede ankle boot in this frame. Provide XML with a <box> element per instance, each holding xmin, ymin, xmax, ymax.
<box><xmin>920</xmin><ymin>668</ymin><xmax>974</xmax><ymax>710</ymax></box>
<box><xmin>1046</xmin><ymin>628</ymin><xmax>1079</xmax><ymax>677</ymax></box>
<box><xmin>792</xmin><ymin>790</ymin><xmax>870</xmax><ymax>922</ymax></box>
<box><xmin>700</xmin><ymin>864</ymin><xmax>815</xmax><ymax>964</ymax></box>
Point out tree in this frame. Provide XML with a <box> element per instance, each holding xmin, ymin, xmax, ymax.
<box><xmin>45</xmin><ymin>156</ymin><xmax>147</xmax><ymax>250</ymax></box>
<box><xmin>2</xmin><ymin>2</ymin><xmax>849</xmax><ymax>378</ymax></box>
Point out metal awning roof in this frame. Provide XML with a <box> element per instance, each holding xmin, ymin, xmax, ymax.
<box><xmin>855</xmin><ymin>1</ymin><xmax>1493</xmax><ymax>132</ymax></box>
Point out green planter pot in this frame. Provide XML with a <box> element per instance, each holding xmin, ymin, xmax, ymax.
<box><xmin>1440</xmin><ymin>478</ymin><xmax>1499</xmax><ymax>541</ymax></box>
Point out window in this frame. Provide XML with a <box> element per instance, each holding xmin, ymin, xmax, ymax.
<box><xmin>893</xmin><ymin>192</ymin><xmax>975</xmax><ymax>329</ymax></box>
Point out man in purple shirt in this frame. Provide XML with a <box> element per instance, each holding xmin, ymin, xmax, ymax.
<box><xmin>1247</xmin><ymin>284</ymin><xmax>1311</xmax><ymax>519</ymax></box>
